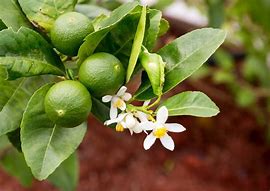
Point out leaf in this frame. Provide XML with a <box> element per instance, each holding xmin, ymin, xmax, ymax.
<box><xmin>91</xmin><ymin>97</ymin><xmax>110</xmax><ymax>123</ymax></box>
<box><xmin>78</xmin><ymin>2</ymin><xmax>139</xmax><ymax>65</ymax></box>
<box><xmin>0</xmin><ymin>148</ymin><xmax>33</xmax><ymax>187</ymax></box>
<box><xmin>0</xmin><ymin>27</ymin><xmax>65</xmax><ymax>80</ymax></box>
<box><xmin>158</xmin><ymin>18</ymin><xmax>169</xmax><ymax>37</ymax></box>
<box><xmin>135</xmin><ymin>28</ymin><xmax>226</xmax><ymax>100</ymax></box>
<box><xmin>0</xmin><ymin>67</ymin><xmax>22</xmax><ymax>111</ymax></box>
<box><xmin>144</xmin><ymin>9</ymin><xmax>162</xmax><ymax>50</ymax></box>
<box><xmin>140</xmin><ymin>51</ymin><xmax>165</xmax><ymax>96</ymax></box>
<box><xmin>18</xmin><ymin>0</ymin><xmax>77</xmax><ymax>31</ymax></box>
<box><xmin>21</xmin><ymin>84</ymin><xmax>87</xmax><ymax>180</ymax></box>
<box><xmin>126</xmin><ymin>6</ymin><xmax>147</xmax><ymax>82</ymax></box>
<box><xmin>48</xmin><ymin>153</ymin><xmax>78</xmax><ymax>191</ymax></box>
<box><xmin>0</xmin><ymin>0</ymin><xmax>32</xmax><ymax>31</ymax></box>
<box><xmin>158</xmin><ymin>91</ymin><xmax>220</xmax><ymax>117</ymax></box>
<box><xmin>0</xmin><ymin>76</ymin><xmax>46</xmax><ymax>137</ymax></box>
<box><xmin>75</xmin><ymin>4</ymin><xmax>110</xmax><ymax>19</ymax></box>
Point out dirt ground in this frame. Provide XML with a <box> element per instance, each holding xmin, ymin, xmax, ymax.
<box><xmin>0</xmin><ymin>79</ymin><xmax>269</xmax><ymax>191</ymax></box>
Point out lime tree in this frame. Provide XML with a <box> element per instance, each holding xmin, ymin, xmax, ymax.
<box><xmin>44</xmin><ymin>80</ymin><xmax>92</xmax><ymax>127</ymax></box>
<box><xmin>78</xmin><ymin>52</ymin><xmax>125</xmax><ymax>97</ymax></box>
<box><xmin>50</xmin><ymin>12</ymin><xmax>94</xmax><ymax>56</ymax></box>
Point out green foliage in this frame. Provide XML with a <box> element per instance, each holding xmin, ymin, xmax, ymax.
<box><xmin>0</xmin><ymin>148</ymin><xmax>33</xmax><ymax>187</ymax></box>
<box><xmin>0</xmin><ymin>0</ymin><xmax>225</xmax><ymax>187</ymax></box>
<box><xmin>21</xmin><ymin>84</ymin><xmax>87</xmax><ymax>180</ymax></box>
<box><xmin>78</xmin><ymin>2</ymin><xmax>139</xmax><ymax>65</ymax></box>
<box><xmin>144</xmin><ymin>9</ymin><xmax>162</xmax><ymax>50</ymax></box>
<box><xmin>0</xmin><ymin>76</ymin><xmax>46</xmax><ymax>137</ymax></box>
<box><xmin>18</xmin><ymin>0</ymin><xmax>77</xmax><ymax>31</ymax></box>
<box><xmin>75</xmin><ymin>4</ymin><xmax>110</xmax><ymax>19</ymax></box>
<box><xmin>135</xmin><ymin>28</ymin><xmax>226</xmax><ymax>100</ymax></box>
<box><xmin>48</xmin><ymin>153</ymin><xmax>79</xmax><ymax>191</ymax></box>
<box><xmin>0</xmin><ymin>27</ymin><xmax>64</xmax><ymax>80</ymax></box>
<box><xmin>159</xmin><ymin>91</ymin><xmax>220</xmax><ymax>117</ymax></box>
<box><xmin>140</xmin><ymin>50</ymin><xmax>165</xmax><ymax>96</ymax></box>
<box><xmin>0</xmin><ymin>0</ymin><xmax>32</xmax><ymax>31</ymax></box>
<box><xmin>126</xmin><ymin>6</ymin><xmax>146</xmax><ymax>82</ymax></box>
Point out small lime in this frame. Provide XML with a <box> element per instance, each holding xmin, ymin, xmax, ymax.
<box><xmin>44</xmin><ymin>80</ymin><xmax>92</xmax><ymax>127</ymax></box>
<box><xmin>78</xmin><ymin>52</ymin><xmax>125</xmax><ymax>97</ymax></box>
<box><xmin>50</xmin><ymin>12</ymin><xmax>93</xmax><ymax>56</ymax></box>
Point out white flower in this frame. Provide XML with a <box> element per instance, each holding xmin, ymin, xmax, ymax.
<box><xmin>139</xmin><ymin>106</ymin><xmax>186</xmax><ymax>151</ymax></box>
<box><xmin>102</xmin><ymin>86</ymin><xmax>132</xmax><ymax>119</ymax></box>
<box><xmin>104</xmin><ymin>112</ymin><xmax>143</xmax><ymax>135</ymax></box>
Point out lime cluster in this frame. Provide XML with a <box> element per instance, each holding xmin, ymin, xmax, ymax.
<box><xmin>46</xmin><ymin>12</ymin><xmax>126</xmax><ymax>127</ymax></box>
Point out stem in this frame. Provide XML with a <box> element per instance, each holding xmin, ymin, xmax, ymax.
<box><xmin>147</xmin><ymin>96</ymin><xmax>161</xmax><ymax>109</ymax></box>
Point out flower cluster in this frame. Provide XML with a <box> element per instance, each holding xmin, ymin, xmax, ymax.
<box><xmin>102</xmin><ymin>86</ymin><xmax>186</xmax><ymax>151</ymax></box>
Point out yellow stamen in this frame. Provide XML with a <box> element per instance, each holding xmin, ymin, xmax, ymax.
<box><xmin>113</xmin><ymin>99</ymin><xmax>123</xmax><ymax>108</ymax></box>
<box><xmin>116</xmin><ymin>123</ymin><xmax>124</xmax><ymax>132</ymax></box>
<box><xmin>153</xmin><ymin>127</ymin><xmax>167</xmax><ymax>138</ymax></box>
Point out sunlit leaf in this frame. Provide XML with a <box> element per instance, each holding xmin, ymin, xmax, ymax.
<box><xmin>21</xmin><ymin>84</ymin><xmax>87</xmax><ymax>180</ymax></box>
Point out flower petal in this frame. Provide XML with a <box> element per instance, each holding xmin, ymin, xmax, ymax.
<box><xmin>133</xmin><ymin>126</ymin><xmax>143</xmax><ymax>134</ymax></box>
<box><xmin>122</xmin><ymin>93</ymin><xmax>132</xmax><ymax>101</ymax></box>
<box><xmin>135</xmin><ymin>111</ymin><xmax>148</xmax><ymax>122</ymax></box>
<box><xmin>143</xmin><ymin>133</ymin><xmax>156</xmax><ymax>150</ymax></box>
<box><xmin>143</xmin><ymin>100</ymin><xmax>151</xmax><ymax>106</ymax></box>
<box><xmin>118</xmin><ymin>100</ymin><xmax>126</xmax><ymax>111</ymax></box>
<box><xmin>104</xmin><ymin>118</ymin><xmax>119</xmax><ymax>126</ymax></box>
<box><xmin>125</xmin><ymin>114</ymin><xmax>136</xmax><ymax>128</ymax></box>
<box><xmin>160</xmin><ymin>134</ymin><xmax>175</xmax><ymax>151</ymax></box>
<box><xmin>156</xmin><ymin>106</ymin><xmax>168</xmax><ymax>124</ymax></box>
<box><xmin>137</xmin><ymin>121</ymin><xmax>155</xmax><ymax>131</ymax></box>
<box><xmin>110</xmin><ymin>104</ymin><xmax>118</xmax><ymax>119</ymax></box>
<box><xmin>102</xmin><ymin>95</ymin><xmax>112</xmax><ymax>102</ymax></box>
<box><xmin>117</xmin><ymin>86</ymin><xmax>127</xmax><ymax>96</ymax></box>
<box><xmin>165</xmin><ymin>123</ymin><xmax>186</xmax><ymax>133</ymax></box>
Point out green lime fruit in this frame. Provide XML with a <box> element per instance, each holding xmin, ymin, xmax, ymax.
<box><xmin>78</xmin><ymin>52</ymin><xmax>125</xmax><ymax>97</ymax></box>
<box><xmin>44</xmin><ymin>80</ymin><xmax>92</xmax><ymax>127</ymax></box>
<box><xmin>50</xmin><ymin>12</ymin><xmax>93</xmax><ymax>56</ymax></box>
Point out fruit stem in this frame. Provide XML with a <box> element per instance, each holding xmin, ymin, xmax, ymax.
<box><xmin>147</xmin><ymin>96</ymin><xmax>161</xmax><ymax>109</ymax></box>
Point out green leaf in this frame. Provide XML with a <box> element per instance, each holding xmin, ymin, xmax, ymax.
<box><xmin>140</xmin><ymin>51</ymin><xmax>165</xmax><ymax>96</ymax></box>
<box><xmin>0</xmin><ymin>67</ymin><xmax>22</xmax><ymax>111</ymax></box>
<box><xmin>18</xmin><ymin>0</ymin><xmax>77</xmax><ymax>31</ymax></box>
<box><xmin>48</xmin><ymin>153</ymin><xmax>78</xmax><ymax>191</ymax></box>
<box><xmin>126</xmin><ymin>6</ymin><xmax>147</xmax><ymax>82</ymax></box>
<box><xmin>0</xmin><ymin>76</ymin><xmax>46</xmax><ymax>136</ymax></box>
<box><xmin>0</xmin><ymin>27</ymin><xmax>64</xmax><ymax>80</ymax></box>
<box><xmin>0</xmin><ymin>0</ymin><xmax>32</xmax><ymax>31</ymax></box>
<box><xmin>159</xmin><ymin>91</ymin><xmax>220</xmax><ymax>117</ymax></box>
<box><xmin>135</xmin><ymin>28</ymin><xmax>226</xmax><ymax>100</ymax></box>
<box><xmin>91</xmin><ymin>97</ymin><xmax>110</xmax><ymax>122</ymax></box>
<box><xmin>0</xmin><ymin>148</ymin><xmax>33</xmax><ymax>187</ymax></box>
<box><xmin>144</xmin><ymin>9</ymin><xmax>162</xmax><ymax>50</ymax></box>
<box><xmin>158</xmin><ymin>18</ymin><xmax>169</xmax><ymax>37</ymax></box>
<box><xmin>21</xmin><ymin>84</ymin><xmax>87</xmax><ymax>180</ymax></box>
<box><xmin>78</xmin><ymin>2</ymin><xmax>139</xmax><ymax>65</ymax></box>
<box><xmin>75</xmin><ymin>4</ymin><xmax>110</xmax><ymax>19</ymax></box>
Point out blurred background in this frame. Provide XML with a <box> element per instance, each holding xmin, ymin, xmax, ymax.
<box><xmin>1</xmin><ymin>0</ymin><xmax>270</xmax><ymax>190</ymax></box>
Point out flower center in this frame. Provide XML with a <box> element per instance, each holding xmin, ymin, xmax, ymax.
<box><xmin>114</xmin><ymin>99</ymin><xmax>123</xmax><ymax>108</ymax></box>
<box><xmin>153</xmin><ymin>127</ymin><xmax>167</xmax><ymax>138</ymax></box>
<box><xmin>116</xmin><ymin>123</ymin><xmax>124</xmax><ymax>132</ymax></box>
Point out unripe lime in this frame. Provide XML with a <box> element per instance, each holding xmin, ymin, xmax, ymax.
<box><xmin>50</xmin><ymin>12</ymin><xmax>93</xmax><ymax>56</ymax></box>
<box><xmin>78</xmin><ymin>52</ymin><xmax>125</xmax><ymax>97</ymax></box>
<box><xmin>44</xmin><ymin>80</ymin><xmax>92</xmax><ymax>127</ymax></box>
